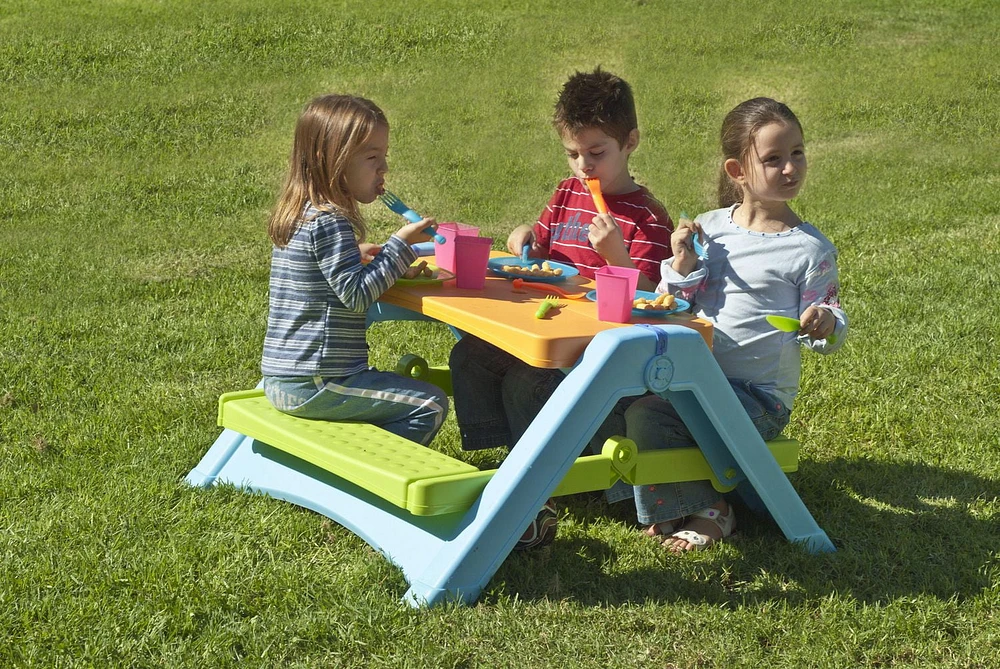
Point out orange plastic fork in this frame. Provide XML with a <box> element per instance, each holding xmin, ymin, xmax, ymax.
<box><xmin>584</xmin><ymin>177</ymin><xmax>609</xmax><ymax>214</ymax></box>
<box><xmin>512</xmin><ymin>278</ymin><xmax>588</xmax><ymax>299</ymax></box>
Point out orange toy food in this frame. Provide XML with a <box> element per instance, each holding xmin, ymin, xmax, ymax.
<box><xmin>499</xmin><ymin>261</ymin><xmax>563</xmax><ymax>278</ymax></box>
<box><xmin>402</xmin><ymin>262</ymin><xmax>437</xmax><ymax>280</ymax></box>
<box><xmin>633</xmin><ymin>293</ymin><xmax>677</xmax><ymax>311</ymax></box>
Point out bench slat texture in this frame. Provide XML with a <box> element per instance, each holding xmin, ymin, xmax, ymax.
<box><xmin>218</xmin><ymin>390</ymin><xmax>490</xmax><ymax>516</ymax></box>
<box><xmin>218</xmin><ymin>390</ymin><xmax>799</xmax><ymax>516</ymax></box>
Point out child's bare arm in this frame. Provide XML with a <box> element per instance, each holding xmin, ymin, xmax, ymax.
<box><xmin>506</xmin><ymin>225</ymin><xmax>537</xmax><ymax>256</ymax></box>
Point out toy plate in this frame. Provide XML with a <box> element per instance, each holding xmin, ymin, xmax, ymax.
<box><xmin>585</xmin><ymin>289</ymin><xmax>690</xmax><ymax>317</ymax></box>
<box><xmin>396</xmin><ymin>262</ymin><xmax>455</xmax><ymax>286</ymax></box>
<box><xmin>487</xmin><ymin>257</ymin><xmax>579</xmax><ymax>283</ymax></box>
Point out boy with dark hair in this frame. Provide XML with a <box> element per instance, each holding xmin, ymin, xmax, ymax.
<box><xmin>450</xmin><ymin>68</ymin><xmax>674</xmax><ymax>549</ymax></box>
<box><xmin>507</xmin><ymin>66</ymin><xmax>671</xmax><ymax>290</ymax></box>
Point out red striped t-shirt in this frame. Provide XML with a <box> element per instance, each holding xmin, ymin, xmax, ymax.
<box><xmin>533</xmin><ymin>177</ymin><xmax>673</xmax><ymax>283</ymax></box>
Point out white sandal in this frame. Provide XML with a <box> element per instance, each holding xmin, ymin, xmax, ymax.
<box><xmin>643</xmin><ymin>520</ymin><xmax>678</xmax><ymax>539</ymax></box>
<box><xmin>666</xmin><ymin>505</ymin><xmax>735</xmax><ymax>551</ymax></box>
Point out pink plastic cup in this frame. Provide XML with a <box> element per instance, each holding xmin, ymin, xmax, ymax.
<box><xmin>595</xmin><ymin>266</ymin><xmax>641</xmax><ymax>323</ymax></box>
<box><xmin>435</xmin><ymin>222</ymin><xmax>480</xmax><ymax>274</ymax></box>
<box><xmin>453</xmin><ymin>236</ymin><xmax>494</xmax><ymax>290</ymax></box>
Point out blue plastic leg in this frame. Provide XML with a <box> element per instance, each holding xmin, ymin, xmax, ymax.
<box><xmin>402</xmin><ymin>325</ymin><xmax>833</xmax><ymax>605</ymax></box>
<box><xmin>187</xmin><ymin>324</ymin><xmax>833</xmax><ymax>609</ymax></box>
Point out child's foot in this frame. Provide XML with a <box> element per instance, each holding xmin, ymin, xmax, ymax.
<box><xmin>662</xmin><ymin>501</ymin><xmax>734</xmax><ymax>552</ymax></box>
<box><xmin>514</xmin><ymin>499</ymin><xmax>558</xmax><ymax>550</ymax></box>
<box><xmin>643</xmin><ymin>520</ymin><xmax>679</xmax><ymax>539</ymax></box>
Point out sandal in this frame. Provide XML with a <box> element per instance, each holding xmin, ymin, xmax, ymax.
<box><xmin>664</xmin><ymin>504</ymin><xmax>735</xmax><ymax>552</ymax></box>
<box><xmin>643</xmin><ymin>520</ymin><xmax>678</xmax><ymax>539</ymax></box>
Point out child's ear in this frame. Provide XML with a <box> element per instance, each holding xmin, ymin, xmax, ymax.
<box><xmin>723</xmin><ymin>158</ymin><xmax>744</xmax><ymax>183</ymax></box>
<box><xmin>624</xmin><ymin>129</ymin><xmax>639</xmax><ymax>154</ymax></box>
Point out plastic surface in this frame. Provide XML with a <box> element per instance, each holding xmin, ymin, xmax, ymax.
<box><xmin>585</xmin><ymin>177</ymin><xmax>609</xmax><ymax>214</ymax></box>
<box><xmin>435</xmin><ymin>223</ymin><xmax>479</xmax><ymax>273</ymax></box>
<box><xmin>586</xmin><ymin>290</ymin><xmax>691</xmax><ymax>318</ymax></box>
<box><xmin>378</xmin><ymin>252</ymin><xmax>714</xmax><ymax>368</ymax></box>
<box><xmin>486</xmin><ymin>257</ymin><xmax>580</xmax><ymax>283</ymax></box>
<box><xmin>188</xmin><ymin>286</ymin><xmax>833</xmax><ymax>609</ymax></box>
<box><xmin>217</xmin><ymin>390</ymin><xmax>482</xmax><ymax>516</ymax></box>
<box><xmin>453</xmin><ymin>236</ymin><xmax>494</xmax><ymax>289</ymax></box>
<box><xmin>594</xmin><ymin>266</ymin><xmax>639</xmax><ymax>323</ymax></box>
<box><xmin>395</xmin><ymin>262</ymin><xmax>455</xmax><ymax>287</ymax></box>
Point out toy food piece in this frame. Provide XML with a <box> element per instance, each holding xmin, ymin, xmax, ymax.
<box><xmin>633</xmin><ymin>293</ymin><xmax>677</xmax><ymax>311</ymax></box>
<box><xmin>402</xmin><ymin>263</ymin><xmax>437</xmax><ymax>280</ymax></box>
<box><xmin>500</xmin><ymin>261</ymin><xmax>564</xmax><ymax>278</ymax></box>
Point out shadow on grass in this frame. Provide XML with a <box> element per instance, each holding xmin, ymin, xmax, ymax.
<box><xmin>486</xmin><ymin>457</ymin><xmax>999</xmax><ymax>607</ymax></box>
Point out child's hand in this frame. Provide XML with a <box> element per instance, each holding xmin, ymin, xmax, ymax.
<box><xmin>799</xmin><ymin>305</ymin><xmax>836</xmax><ymax>341</ymax></box>
<box><xmin>359</xmin><ymin>242</ymin><xmax>382</xmax><ymax>262</ymax></box>
<box><xmin>507</xmin><ymin>225</ymin><xmax>538</xmax><ymax>257</ymax></box>
<box><xmin>395</xmin><ymin>217</ymin><xmax>437</xmax><ymax>245</ymax></box>
<box><xmin>588</xmin><ymin>213</ymin><xmax>628</xmax><ymax>264</ymax></box>
<box><xmin>671</xmin><ymin>219</ymin><xmax>703</xmax><ymax>260</ymax></box>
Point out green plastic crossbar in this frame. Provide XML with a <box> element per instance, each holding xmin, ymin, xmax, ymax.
<box><xmin>218</xmin><ymin>390</ymin><xmax>799</xmax><ymax>517</ymax></box>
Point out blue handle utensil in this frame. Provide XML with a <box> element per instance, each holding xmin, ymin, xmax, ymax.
<box><xmin>379</xmin><ymin>191</ymin><xmax>446</xmax><ymax>244</ymax></box>
<box><xmin>521</xmin><ymin>244</ymin><xmax>530</xmax><ymax>263</ymax></box>
<box><xmin>679</xmin><ymin>211</ymin><xmax>707</xmax><ymax>260</ymax></box>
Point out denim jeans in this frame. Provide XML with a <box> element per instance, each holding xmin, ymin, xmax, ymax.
<box><xmin>612</xmin><ymin>378</ymin><xmax>791</xmax><ymax>526</ymax></box>
<box><xmin>263</xmin><ymin>370</ymin><xmax>449</xmax><ymax>446</ymax></box>
<box><xmin>450</xmin><ymin>334</ymin><xmax>639</xmax><ymax>454</ymax></box>
<box><xmin>449</xmin><ymin>335</ymin><xmax>563</xmax><ymax>450</ymax></box>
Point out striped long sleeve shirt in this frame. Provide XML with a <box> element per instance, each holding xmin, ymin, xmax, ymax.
<box><xmin>261</xmin><ymin>206</ymin><xmax>417</xmax><ymax>378</ymax></box>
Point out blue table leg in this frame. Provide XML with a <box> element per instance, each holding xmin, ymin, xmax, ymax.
<box><xmin>187</xmin><ymin>323</ymin><xmax>832</xmax><ymax>608</ymax></box>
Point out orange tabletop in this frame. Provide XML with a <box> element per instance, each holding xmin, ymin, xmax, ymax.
<box><xmin>380</xmin><ymin>252</ymin><xmax>713</xmax><ymax>369</ymax></box>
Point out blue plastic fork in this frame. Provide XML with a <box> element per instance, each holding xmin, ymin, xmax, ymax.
<box><xmin>378</xmin><ymin>191</ymin><xmax>446</xmax><ymax>244</ymax></box>
<box><xmin>680</xmin><ymin>211</ymin><xmax>707</xmax><ymax>260</ymax></box>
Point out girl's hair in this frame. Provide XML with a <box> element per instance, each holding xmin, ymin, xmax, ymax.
<box><xmin>268</xmin><ymin>94</ymin><xmax>388</xmax><ymax>248</ymax></box>
<box><xmin>717</xmin><ymin>97</ymin><xmax>803</xmax><ymax>208</ymax></box>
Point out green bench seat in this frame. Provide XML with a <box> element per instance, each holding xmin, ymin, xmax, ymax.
<box><xmin>219</xmin><ymin>389</ymin><xmax>799</xmax><ymax>517</ymax></box>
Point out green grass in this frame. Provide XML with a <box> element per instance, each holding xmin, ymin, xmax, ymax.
<box><xmin>2</xmin><ymin>0</ymin><xmax>998</xmax><ymax>666</ymax></box>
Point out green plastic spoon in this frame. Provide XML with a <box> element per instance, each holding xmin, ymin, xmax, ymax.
<box><xmin>766</xmin><ymin>314</ymin><xmax>837</xmax><ymax>344</ymax></box>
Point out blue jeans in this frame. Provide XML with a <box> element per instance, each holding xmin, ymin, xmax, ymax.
<box><xmin>449</xmin><ymin>335</ymin><xmax>562</xmax><ymax>450</ymax></box>
<box><xmin>449</xmin><ymin>334</ymin><xmax>637</xmax><ymax>454</ymax></box>
<box><xmin>612</xmin><ymin>379</ymin><xmax>790</xmax><ymax>526</ymax></box>
<box><xmin>263</xmin><ymin>371</ymin><xmax>449</xmax><ymax>446</ymax></box>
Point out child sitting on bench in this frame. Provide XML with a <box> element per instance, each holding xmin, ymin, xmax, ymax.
<box><xmin>260</xmin><ymin>94</ymin><xmax>448</xmax><ymax>446</ymax></box>
<box><xmin>619</xmin><ymin>97</ymin><xmax>848</xmax><ymax>551</ymax></box>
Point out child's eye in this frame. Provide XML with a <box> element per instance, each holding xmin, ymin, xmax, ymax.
<box><xmin>590</xmin><ymin>151</ymin><xmax>605</xmax><ymax>158</ymax></box>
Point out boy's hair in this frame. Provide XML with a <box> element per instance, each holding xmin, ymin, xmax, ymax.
<box><xmin>718</xmin><ymin>97</ymin><xmax>803</xmax><ymax>208</ymax></box>
<box><xmin>552</xmin><ymin>67</ymin><xmax>637</xmax><ymax>148</ymax></box>
<box><xmin>268</xmin><ymin>94</ymin><xmax>388</xmax><ymax>248</ymax></box>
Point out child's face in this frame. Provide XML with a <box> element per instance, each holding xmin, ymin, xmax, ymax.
<box><xmin>343</xmin><ymin>123</ymin><xmax>389</xmax><ymax>204</ymax></box>
<box><xmin>561</xmin><ymin>127</ymin><xmax>637</xmax><ymax>195</ymax></box>
<box><xmin>741</xmin><ymin>121</ymin><xmax>807</xmax><ymax>202</ymax></box>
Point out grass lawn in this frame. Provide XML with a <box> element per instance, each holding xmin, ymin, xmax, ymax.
<box><xmin>2</xmin><ymin>0</ymin><xmax>998</xmax><ymax>666</ymax></box>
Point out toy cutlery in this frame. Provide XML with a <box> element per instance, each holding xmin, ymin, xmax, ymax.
<box><xmin>584</xmin><ymin>177</ymin><xmax>609</xmax><ymax>214</ymax></box>
<box><xmin>766</xmin><ymin>314</ymin><xmax>837</xmax><ymax>344</ymax></box>
<box><xmin>535</xmin><ymin>295</ymin><xmax>564</xmax><ymax>319</ymax></box>
<box><xmin>378</xmin><ymin>191</ymin><xmax>446</xmax><ymax>244</ymax></box>
<box><xmin>512</xmin><ymin>278</ymin><xmax>587</xmax><ymax>299</ymax></box>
